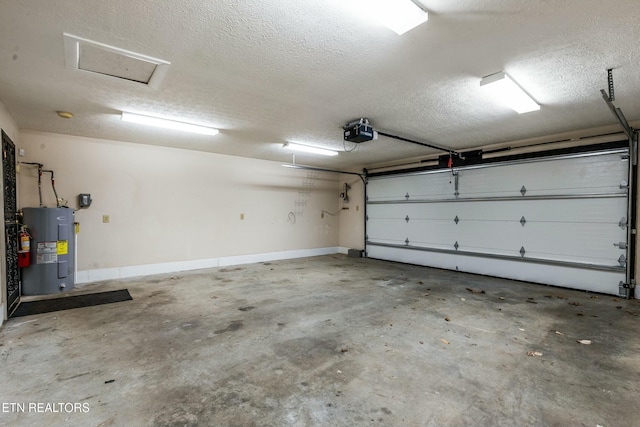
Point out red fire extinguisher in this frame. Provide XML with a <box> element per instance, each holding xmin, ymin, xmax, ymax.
<box><xmin>18</xmin><ymin>227</ymin><xmax>31</xmax><ymax>268</ymax></box>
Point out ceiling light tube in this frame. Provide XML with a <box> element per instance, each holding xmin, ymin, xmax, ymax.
<box><xmin>121</xmin><ymin>112</ymin><xmax>219</xmax><ymax>135</ymax></box>
<box><xmin>283</xmin><ymin>142</ymin><xmax>339</xmax><ymax>157</ymax></box>
<box><xmin>480</xmin><ymin>72</ymin><xmax>540</xmax><ymax>114</ymax></box>
<box><xmin>346</xmin><ymin>0</ymin><xmax>428</xmax><ymax>35</ymax></box>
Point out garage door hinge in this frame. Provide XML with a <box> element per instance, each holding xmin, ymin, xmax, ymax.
<box><xmin>405</xmin><ymin>238</ymin><xmax>410</xmax><ymax>246</ymax></box>
<box><xmin>619</xmin><ymin>281</ymin><xmax>635</xmax><ymax>298</ymax></box>
<box><xmin>614</xmin><ymin>242</ymin><xmax>628</xmax><ymax>249</ymax></box>
<box><xmin>520</xmin><ymin>216</ymin><xmax>526</xmax><ymax>227</ymax></box>
<box><xmin>620</xmin><ymin>180</ymin><xmax>629</xmax><ymax>190</ymax></box>
<box><xmin>405</xmin><ymin>215</ymin><xmax>410</xmax><ymax>223</ymax></box>
<box><xmin>520</xmin><ymin>246</ymin><xmax>526</xmax><ymax>257</ymax></box>
<box><xmin>405</xmin><ymin>193</ymin><xmax>410</xmax><ymax>200</ymax></box>
<box><xmin>454</xmin><ymin>215</ymin><xmax>459</xmax><ymax>224</ymax></box>
<box><xmin>454</xmin><ymin>241</ymin><xmax>459</xmax><ymax>250</ymax></box>
<box><xmin>618</xmin><ymin>254</ymin><xmax>627</xmax><ymax>267</ymax></box>
<box><xmin>520</xmin><ymin>186</ymin><xmax>527</xmax><ymax>196</ymax></box>
<box><xmin>619</xmin><ymin>217</ymin><xmax>627</xmax><ymax>229</ymax></box>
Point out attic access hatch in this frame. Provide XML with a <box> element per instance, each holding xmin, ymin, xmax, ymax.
<box><xmin>63</xmin><ymin>33</ymin><xmax>170</xmax><ymax>88</ymax></box>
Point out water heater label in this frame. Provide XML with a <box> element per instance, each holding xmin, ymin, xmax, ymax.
<box><xmin>57</xmin><ymin>240</ymin><xmax>68</xmax><ymax>255</ymax></box>
<box><xmin>36</xmin><ymin>241</ymin><xmax>58</xmax><ymax>264</ymax></box>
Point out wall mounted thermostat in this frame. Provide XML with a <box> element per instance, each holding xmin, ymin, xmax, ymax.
<box><xmin>78</xmin><ymin>193</ymin><xmax>92</xmax><ymax>208</ymax></box>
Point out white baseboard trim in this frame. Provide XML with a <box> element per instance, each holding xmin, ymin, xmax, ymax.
<box><xmin>76</xmin><ymin>246</ymin><xmax>342</xmax><ymax>284</ymax></box>
<box><xmin>336</xmin><ymin>246</ymin><xmax>350</xmax><ymax>255</ymax></box>
<box><xmin>0</xmin><ymin>303</ymin><xmax>5</xmax><ymax>325</ymax></box>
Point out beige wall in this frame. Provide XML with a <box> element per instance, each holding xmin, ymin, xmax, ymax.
<box><xmin>0</xmin><ymin>100</ymin><xmax>19</xmax><ymax>323</ymax></box>
<box><xmin>338</xmin><ymin>174</ymin><xmax>365</xmax><ymax>251</ymax></box>
<box><xmin>18</xmin><ymin>131</ymin><xmax>341</xmax><ymax>274</ymax></box>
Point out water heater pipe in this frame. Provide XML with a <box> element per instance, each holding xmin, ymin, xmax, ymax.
<box><xmin>42</xmin><ymin>170</ymin><xmax>60</xmax><ymax>208</ymax></box>
<box><xmin>21</xmin><ymin>162</ymin><xmax>44</xmax><ymax>207</ymax></box>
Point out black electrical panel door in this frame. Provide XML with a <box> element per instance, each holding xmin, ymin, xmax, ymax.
<box><xmin>3</xmin><ymin>130</ymin><xmax>19</xmax><ymax>315</ymax></box>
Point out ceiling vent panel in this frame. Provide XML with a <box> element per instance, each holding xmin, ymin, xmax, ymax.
<box><xmin>63</xmin><ymin>33</ymin><xmax>170</xmax><ymax>88</ymax></box>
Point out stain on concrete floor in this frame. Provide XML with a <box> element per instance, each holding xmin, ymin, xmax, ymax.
<box><xmin>1</xmin><ymin>255</ymin><xmax>639</xmax><ymax>426</ymax></box>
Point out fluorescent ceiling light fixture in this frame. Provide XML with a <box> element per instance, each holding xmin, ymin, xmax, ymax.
<box><xmin>480</xmin><ymin>72</ymin><xmax>540</xmax><ymax>114</ymax></box>
<box><xmin>121</xmin><ymin>112</ymin><xmax>219</xmax><ymax>136</ymax></box>
<box><xmin>344</xmin><ymin>0</ymin><xmax>428</xmax><ymax>35</ymax></box>
<box><xmin>283</xmin><ymin>142</ymin><xmax>339</xmax><ymax>157</ymax></box>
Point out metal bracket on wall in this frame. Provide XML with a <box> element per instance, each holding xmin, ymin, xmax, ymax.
<box><xmin>600</xmin><ymin>69</ymin><xmax>634</xmax><ymax>139</ymax></box>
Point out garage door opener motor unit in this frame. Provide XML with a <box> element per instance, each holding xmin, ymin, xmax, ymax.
<box><xmin>344</xmin><ymin>118</ymin><xmax>378</xmax><ymax>143</ymax></box>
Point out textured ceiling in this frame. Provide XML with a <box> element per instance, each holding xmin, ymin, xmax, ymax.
<box><xmin>0</xmin><ymin>0</ymin><xmax>639</xmax><ymax>170</ymax></box>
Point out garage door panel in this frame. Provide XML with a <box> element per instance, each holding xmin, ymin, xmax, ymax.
<box><xmin>368</xmin><ymin>223</ymin><xmax>626</xmax><ymax>260</ymax></box>
<box><xmin>366</xmin><ymin>241</ymin><xmax>624</xmax><ymax>274</ymax></box>
<box><xmin>515</xmin><ymin>198</ymin><xmax>627</xmax><ymax>222</ymax></box>
<box><xmin>368</xmin><ymin>153</ymin><xmax>628</xmax><ymax>202</ymax></box>
<box><xmin>520</xmin><ymin>224</ymin><xmax>626</xmax><ymax>258</ymax></box>
<box><xmin>366</xmin><ymin>148</ymin><xmax>630</xmax><ymax>295</ymax></box>
<box><xmin>368</xmin><ymin>152</ymin><xmax>628</xmax><ymax>201</ymax></box>
<box><xmin>457</xmin><ymin>153</ymin><xmax>628</xmax><ymax>198</ymax></box>
<box><xmin>385</xmin><ymin>224</ymin><xmax>625</xmax><ymax>265</ymax></box>
<box><xmin>368</xmin><ymin>198</ymin><xmax>627</xmax><ymax>223</ymax></box>
<box><xmin>367</xmin><ymin>245</ymin><xmax>625</xmax><ymax>295</ymax></box>
<box><xmin>367</xmin><ymin>173</ymin><xmax>453</xmax><ymax>202</ymax></box>
<box><xmin>367</xmin><ymin>219</ymin><xmax>456</xmax><ymax>246</ymax></box>
<box><xmin>369</xmin><ymin>200</ymin><xmax>627</xmax><ymax>260</ymax></box>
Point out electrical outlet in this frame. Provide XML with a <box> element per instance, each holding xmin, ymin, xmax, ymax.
<box><xmin>102</xmin><ymin>215</ymin><xmax>110</xmax><ymax>223</ymax></box>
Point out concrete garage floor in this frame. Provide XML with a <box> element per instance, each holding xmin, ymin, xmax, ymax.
<box><xmin>1</xmin><ymin>255</ymin><xmax>639</xmax><ymax>427</ymax></box>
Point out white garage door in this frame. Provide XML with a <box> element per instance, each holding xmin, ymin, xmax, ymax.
<box><xmin>366</xmin><ymin>148</ymin><xmax>631</xmax><ymax>295</ymax></box>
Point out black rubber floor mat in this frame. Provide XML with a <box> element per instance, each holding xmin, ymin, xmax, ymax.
<box><xmin>10</xmin><ymin>289</ymin><xmax>132</xmax><ymax>317</ymax></box>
